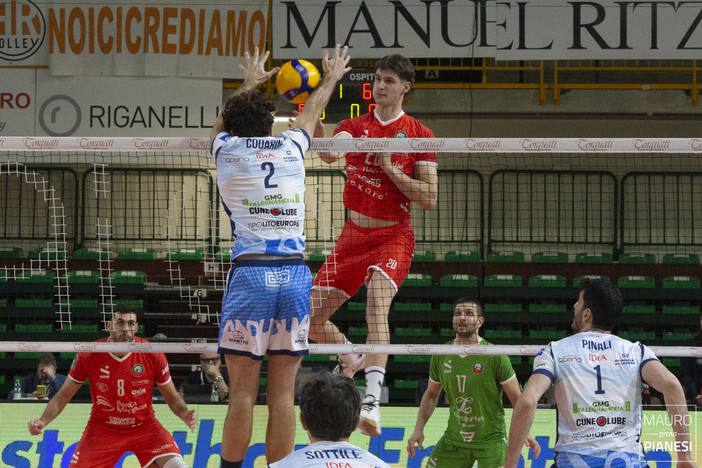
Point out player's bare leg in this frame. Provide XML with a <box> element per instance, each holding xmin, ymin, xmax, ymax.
<box><xmin>265</xmin><ymin>354</ymin><xmax>304</xmax><ymax>463</ymax></box>
<box><xmin>222</xmin><ymin>355</ymin><xmax>262</xmax><ymax>464</ymax></box>
<box><xmin>310</xmin><ymin>288</ymin><xmax>366</xmax><ymax>375</ymax></box>
<box><xmin>359</xmin><ymin>271</ymin><xmax>396</xmax><ymax>437</ymax></box>
<box><xmin>150</xmin><ymin>454</ymin><xmax>187</xmax><ymax>467</ymax></box>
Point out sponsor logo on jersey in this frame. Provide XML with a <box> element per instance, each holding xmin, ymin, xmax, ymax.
<box><xmin>575</xmin><ymin>416</ymin><xmax>627</xmax><ymax>427</ymax></box>
<box><xmin>255</xmin><ymin>152</ymin><xmax>275</xmax><ymax>159</ymax></box>
<box><xmin>581</xmin><ymin>339</ymin><xmax>612</xmax><ymax>351</ymax></box>
<box><xmin>96</xmin><ymin>382</ymin><xmax>109</xmax><ymax>393</ymax></box>
<box><xmin>100</xmin><ymin>366</ymin><xmax>110</xmax><ymax>379</ymax></box>
<box><xmin>615</xmin><ymin>353</ymin><xmax>636</xmax><ymax>365</ymax></box>
<box><xmin>572</xmin><ymin>401</ymin><xmax>631</xmax><ymax>413</ymax></box>
<box><xmin>557</xmin><ymin>354</ymin><xmax>582</xmax><ymax>363</ymax></box>
<box><xmin>132</xmin><ymin>364</ymin><xmax>145</xmax><ymax>377</ymax></box>
<box><xmin>248</xmin><ymin>206</ymin><xmax>298</xmax><ymax>216</ymax></box>
<box><xmin>394</xmin><ymin>131</ymin><xmax>408</xmax><ymax>138</ymax></box>
<box><xmin>117</xmin><ymin>401</ymin><xmax>148</xmax><ymax>414</ymax></box>
<box><xmin>96</xmin><ymin>395</ymin><xmax>115</xmax><ymax>411</ymax></box>
<box><xmin>243</xmin><ymin>193</ymin><xmax>301</xmax><ymax>207</ymax></box>
<box><xmin>472</xmin><ymin>362</ymin><xmax>483</xmax><ymax>374</ymax></box>
<box><xmin>151</xmin><ymin>443</ymin><xmax>175</xmax><ymax>454</ymax></box>
<box><xmin>455</xmin><ymin>396</ymin><xmax>474</xmax><ymax>414</ymax></box>
<box><xmin>108</xmin><ymin>416</ymin><xmax>136</xmax><ymax>426</ymax></box>
<box><xmin>131</xmin><ymin>387</ymin><xmax>147</xmax><ymax>396</ymax></box>
<box><xmin>294</xmin><ymin>329</ymin><xmax>308</xmax><ymax>344</ymax></box>
<box><xmin>589</xmin><ymin>353</ymin><xmax>607</xmax><ymax>361</ymax></box>
<box><xmin>224</xmin><ymin>156</ymin><xmax>249</xmax><ymax>163</ymax></box>
<box><xmin>226</xmin><ymin>329</ymin><xmax>249</xmax><ymax>346</ymax></box>
<box><xmin>132</xmin><ymin>379</ymin><xmax>151</xmax><ymax>386</ymax></box>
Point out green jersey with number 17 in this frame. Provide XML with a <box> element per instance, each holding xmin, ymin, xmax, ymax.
<box><xmin>429</xmin><ymin>338</ymin><xmax>516</xmax><ymax>448</ymax></box>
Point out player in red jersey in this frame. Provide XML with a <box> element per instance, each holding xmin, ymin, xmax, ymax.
<box><xmin>311</xmin><ymin>54</ymin><xmax>438</xmax><ymax>437</ymax></box>
<box><xmin>27</xmin><ymin>305</ymin><xmax>197</xmax><ymax>468</ymax></box>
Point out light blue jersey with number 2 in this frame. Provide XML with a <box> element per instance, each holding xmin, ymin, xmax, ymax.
<box><xmin>533</xmin><ymin>331</ymin><xmax>659</xmax><ymax>468</ymax></box>
<box><xmin>212</xmin><ymin>129</ymin><xmax>309</xmax><ymax>259</ymax></box>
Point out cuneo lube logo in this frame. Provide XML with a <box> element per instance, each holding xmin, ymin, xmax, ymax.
<box><xmin>0</xmin><ymin>0</ymin><xmax>45</xmax><ymax>61</ymax></box>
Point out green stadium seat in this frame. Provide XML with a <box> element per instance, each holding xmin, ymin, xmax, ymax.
<box><xmin>622</xmin><ymin>304</ymin><xmax>655</xmax><ymax>314</ymax></box>
<box><xmin>439</xmin><ymin>274</ymin><xmax>478</xmax><ymax>288</ymax></box>
<box><xmin>661</xmin><ymin>357</ymin><xmax>681</xmax><ymax>368</ymax></box>
<box><xmin>59</xmin><ymin>352</ymin><xmax>76</xmax><ymax>360</ymax></box>
<box><xmin>444</xmin><ymin>250</ymin><xmax>480</xmax><ymax>262</ymax></box>
<box><xmin>393</xmin><ymin>379</ymin><xmax>419</xmax><ymax>389</ymax></box>
<box><xmin>528</xmin><ymin>275</ymin><xmax>566</xmax><ymax>288</ymax></box>
<box><xmin>662</xmin><ymin>253</ymin><xmax>700</xmax><ymax>265</ymax></box>
<box><xmin>573</xmin><ymin>275</ymin><xmax>610</xmax><ymax>286</ymax></box>
<box><xmin>0</xmin><ymin>298</ymin><xmax>6</xmax><ymax>308</ymax></box>
<box><xmin>15</xmin><ymin>298</ymin><xmax>53</xmax><ymax>308</ymax></box>
<box><xmin>484</xmin><ymin>274</ymin><xmax>522</xmax><ymax>287</ymax></box>
<box><xmin>413</xmin><ymin>250</ymin><xmax>436</xmax><ymax>262</ymax></box>
<box><xmin>484</xmin><ymin>329</ymin><xmax>522</xmax><ymax>339</ymax></box>
<box><xmin>347</xmin><ymin>301</ymin><xmax>366</xmax><ymax>311</ymax></box>
<box><xmin>65</xmin><ymin>270</ymin><xmax>100</xmax><ymax>285</ymax></box>
<box><xmin>486</xmin><ymin>251</ymin><xmax>524</xmax><ymax>263</ymax></box>
<box><xmin>509</xmin><ymin>356</ymin><xmax>522</xmax><ymax>366</ymax></box>
<box><xmin>662</xmin><ymin>276</ymin><xmax>700</xmax><ymax>289</ymax></box>
<box><xmin>303</xmin><ymin>354</ymin><xmax>332</xmax><ymax>363</ymax></box>
<box><xmin>575</xmin><ymin>252</ymin><xmax>613</xmax><ymax>264</ymax></box>
<box><xmin>73</xmin><ymin>247</ymin><xmax>111</xmax><ymax>260</ymax></box>
<box><xmin>28</xmin><ymin>247</ymin><xmax>67</xmax><ymax>260</ymax></box>
<box><xmin>15</xmin><ymin>323</ymin><xmax>53</xmax><ymax>333</ymax></box>
<box><xmin>215</xmin><ymin>249</ymin><xmax>232</xmax><ymax>261</ymax></box>
<box><xmin>15</xmin><ymin>352</ymin><xmax>42</xmax><ymax>359</ymax></box>
<box><xmin>394</xmin><ymin>302</ymin><xmax>432</xmax><ymax>312</ymax></box>
<box><xmin>403</xmin><ymin>273</ymin><xmax>433</xmax><ymax>287</ymax></box>
<box><xmin>60</xmin><ymin>323</ymin><xmax>100</xmax><ymax>334</ymax></box>
<box><xmin>109</xmin><ymin>270</ymin><xmax>146</xmax><ymax>284</ymax></box>
<box><xmin>347</xmin><ymin>326</ymin><xmax>368</xmax><ymax>340</ymax></box>
<box><xmin>440</xmin><ymin>328</ymin><xmax>454</xmax><ymax>338</ymax></box>
<box><xmin>440</xmin><ymin>303</ymin><xmax>454</xmax><ymax>313</ymax></box>
<box><xmin>528</xmin><ymin>303</ymin><xmax>567</xmax><ymax>313</ymax></box>
<box><xmin>16</xmin><ymin>269</ymin><xmax>56</xmax><ymax>283</ymax></box>
<box><xmin>484</xmin><ymin>303</ymin><xmax>522</xmax><ymax>313</ymax></box>
<box><xmin>662</xmin><ymin>331</ymin><xmax>696</xmax><ymax>342</ymax></box>
<box><xmin>619</xmin><ymin>330</ymin><xmax>655</xmax><ymax>341</ymax></box>
<box><xmin>167</xmin><ymin>248</ymin><xmax>204</xmax><ymax>260</ymax></box>
<box><xmin>394</xmin><ymin>355</ymin><xmax>431</xmax><ymax>363</ymax></box>
<box><xmin>109</xmin><ymin>299</ymin><xmax>144</xmax><ymax>309</ymax></box>
<box><xmin>395</xmin><ymin>327</ymin><xmax>432</xmax><ymax>337</ymax></box>
<box><xmin>619</xmin><ymin>253</ymin><xmax>656</xmax><ymax>264</ymax></box>
<box><xmin>617</xmin><ymin>276</ymin><xmax>655</xmax><ymax>288</ymax></box>
<box><xmin>662</xmin><ymin>305</ymin><xmax>699</xmax><ymax>315</ymax></box>
<box><xmin>528</xmin><ymin>329</ymin><xmax>567</xmax><ymax>340</ymax></box>
<box><xmin>531</xmin><ymin>252</ymin><xmax>568</xmax><ymax>263</ymax></box>
<box><xmin>118</xmin><ymin>248</ymin><xmax>156</xmax><ymax>260</ymax></box>
<box><xmin>59</xmin><ymin>298</ymin><xmax>99</xmax><ymax>309</ymax></box>
<box><xmin>0</xmin><ymin>247</ymin><xmax>23</xmax><ymax>258</ymax></box>
<box><xmin>307</xmin><ymin>249</ymin><xmax>330</xmax><ymax>261</ymax></box>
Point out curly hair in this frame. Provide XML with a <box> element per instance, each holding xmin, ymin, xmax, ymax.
<box><xmin>221</xmin><ymin>91</ymin><xmax>276</xmax><ymax>137</ymax></box>
<box><xmin>299</xmin><ymin>371</ymin><xmax>360</xmax><ymax>441</ymax></box>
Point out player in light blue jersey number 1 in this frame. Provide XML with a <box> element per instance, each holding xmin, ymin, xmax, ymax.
<box><xmin>268</xmin><ymin>371</ymin><xmax>391</xmax><ymax>468</ymax></box>
<box><xmin>210</xmin><ymin>46</ymin><xmax>351</xmax><ymax>468</ymax></box>
<box><xmin>505</xmin><ymin>279</ymin><xmax>697</xmax><ymax>468</ymax></box>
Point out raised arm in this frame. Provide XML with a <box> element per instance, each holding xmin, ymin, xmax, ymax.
<box><xmin>504</xmin><ymin>373</ymin><xmax>551</xmax><ymax>468</ymax></box>
<box><xmin>377</xmin><ymin>154</ymin><xmax>438</xmax><ymax>210</ymax></box>
<box><xmin>210</xmin><ymin>47</ymin><xmax>280</xmax><ymax>142</ymax></box>
<box><xmin>642</xmin><ymin>360</ymin><xmax>697</xmax><ymax>468</ymax></box>
<box><xmin>406</xmin><ymin>379</ymin><xmax>442</xmax><ymax>459</ymax></box>
<box><xmin>159</xmin><ymin>380</ymin><xmax>197</xmax><ymax>432</ymax></box>
<box><xmin>292</xmin><ymin>44</ymin><xmax>351</xmax><ymax>138</ymax></box>
<box><xmin>28</xmin><ymin>378</ymin><xmax>82</xmax><ymax>435</ymax></box>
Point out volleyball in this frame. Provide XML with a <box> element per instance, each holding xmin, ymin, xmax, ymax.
<box><xmin>276</xmin><ymin>59</ymin><xmax>320</xmax><ymax>104</ymax></box>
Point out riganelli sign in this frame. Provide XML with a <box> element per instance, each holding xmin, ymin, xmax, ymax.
<box><xmin>272</xmin><ymin>0</ymin><xmax>702</xmax><ymax>60</ymax></box>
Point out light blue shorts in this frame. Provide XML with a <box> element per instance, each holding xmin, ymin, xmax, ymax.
<box><xmin>218</xmin><ymin>258</ymin><xmax>311</xmax><ymax>359</ymax></box>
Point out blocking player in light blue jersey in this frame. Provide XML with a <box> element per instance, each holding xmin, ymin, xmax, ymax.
<box><xmin>505</xmin><ymin>279</ymin><xmax>696</xmax><ymax>468</ymax></box>
<box><xmin>210</xmin><ymin>46</ymin><xmax>351</xmax><ymax>468</ymax></box>
<box><xmin>268</xmin><ymin>371</ymin><xmax>391</xmax><ymax>468</ymax></box>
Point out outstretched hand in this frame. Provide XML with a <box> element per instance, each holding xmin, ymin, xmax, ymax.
<box><xmin>321</xmin><ymin>44</ymin><xmax>352</xmax><ymax>83</ymax></box>
<box><xmin>240</xmin><ymin>47</ymin><xmax>280</xmax><ymax>90</ymax></box>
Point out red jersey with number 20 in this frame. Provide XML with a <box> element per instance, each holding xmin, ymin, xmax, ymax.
<box><xmin>335</xmin><ymin>110</ymin><xmax>437</xmax><ymax>222</ymax></box>
<box><xmin>68</xmin><ymin>337</ymin><xmax>171</xmax><ymax>430</ymax></box>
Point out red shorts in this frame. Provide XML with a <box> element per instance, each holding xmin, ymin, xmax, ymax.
<box><xmin>71</xmin><ymin>417</ymin><xmax>180</xmax><ymax>467</ymax></box>
<box><xmin>312</xmin><ymin>219</ymin><xmax>415</xmax><ymax>297</ymax></box>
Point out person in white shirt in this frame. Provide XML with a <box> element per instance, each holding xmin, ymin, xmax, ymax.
<box><xmin>269</xmin><ymin>371</ymin><xmax>391</xmax><ymax>468</ymax></box>
<box><xmin>505</xmin><ymin>278</ymin><xmax>697</xmax><ymax>468</ymax></box>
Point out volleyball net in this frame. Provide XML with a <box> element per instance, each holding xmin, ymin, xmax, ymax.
<box><xmin>1</xmin><ymin>135</ymin><xmax>701</xmax><ymax>401</ymax></box>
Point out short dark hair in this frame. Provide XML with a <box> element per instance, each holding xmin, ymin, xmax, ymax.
<box><xmin>453</xmin><ymin>297</ymin><xmax>483</xmax><ymax>317</ymax></box>
<box><xmin>221</xmin><ymin>91</ymin><xmax>276</xmax><ymax>137</ymax></box>
<box><xmin>299</xmin><ymin>371</ymin><xmax>360</xmax><ymax>441</ymax></box>
<box><xmin>579</xmin><ymin>278</ymin><xmax>623</xmax><ymax>331</ymax></box>
<box><xmin>375</xmin><ymin>54</ymin><xmax>415</xmax><ymax>86</ymax></box>
<box><xmin>38</xmin><ymin>353</ymin><xmax>56</xmax><ymax>367</ymax></box>
<box><xmin>113</xmin><ymin>304</ymin><xmax>137</xmax><ymax>318</ymax></box>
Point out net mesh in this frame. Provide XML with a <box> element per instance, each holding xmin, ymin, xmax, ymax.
<box><xmin>1</xmin><ymin>136</ymin><xmax>701</xmax><ymax>405</ymax></box>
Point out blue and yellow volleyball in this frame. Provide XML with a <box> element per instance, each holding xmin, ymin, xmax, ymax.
<box><xmin>276</xmin><ymin>59</ymin><xmax>320</xmax><ymax>104</ymax></box>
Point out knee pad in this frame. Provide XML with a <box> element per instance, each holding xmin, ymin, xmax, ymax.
<box><xmin>161</xmin><ymin>455</ymin><xmax>188</xmax><ymax>468</ymax></box>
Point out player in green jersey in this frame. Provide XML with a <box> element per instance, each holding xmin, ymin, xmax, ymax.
<box><xmin>406</xmin><ymin>298</ymin><xmax>540</xmax><ymax>468</ymax></box>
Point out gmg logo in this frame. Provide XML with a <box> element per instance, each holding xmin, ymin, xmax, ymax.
<box><xmin>0</xmin><ymin>0</ymin><xmax>45</xmax><ymax>61</ymax></box>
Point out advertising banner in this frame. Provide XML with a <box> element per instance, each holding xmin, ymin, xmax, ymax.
<box><xmin>1</xmin><ymin>403</ymin><xmax>698</xmax><ymax>467</ymax></box>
